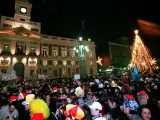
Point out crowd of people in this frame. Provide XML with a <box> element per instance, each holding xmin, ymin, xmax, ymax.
<box><xmin>0</xmin><ymin>70</ymin><xmax>160</xmax><ymax>120</ymax></box>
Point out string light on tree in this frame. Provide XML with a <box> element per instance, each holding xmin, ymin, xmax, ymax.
<box><xmin>130</xmin><ymin>29</ymin><xmax>157</xmax><ymax>72</ymax></box>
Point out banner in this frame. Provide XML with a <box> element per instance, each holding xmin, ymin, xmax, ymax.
<box><xmin>131</xmin><ymin>66</ymin><xmax>140</xmax><ymax>81</ymax></box>
<box><xmin>38</xmin><ymin>74</ymin><xmax>50</xmax><ymax>80</ymax></box>
<box><xmin>0</xmin><ymin>70</ymin><xmax>17</xmax><ymax>81</ymax></box>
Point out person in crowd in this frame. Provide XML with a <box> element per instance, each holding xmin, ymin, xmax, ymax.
<box><xmin>89</xmin><ymin>102</ymin><xmax>106</xmax><ymax>120</ymax></box>
<box><xmin>122</xmin><ymin>94</ymin><xmax>141</xmax><ymax>120</ymax></box>
<box><xmin>137</xmin><ymin>91</ymin><xmax>148</xmax><ymax>106</ymax></box>
<box><xmin>105</xmin><ymin>97</ymin><xmax>129</xmax><ymax>120</ymax></box>
<box><xmin>0</xmin><ymin>103</ymin><xmax>19</xmax><ymax>120</ymax></box>
<box><xmin>12</xmin><ymin>92</ymin><xmax>27</xmax><ymax>120</ymax></box>
<box><xmin>75</xmin><ymin>87</ymin><xmax>85</xmax><ymax>107</ymax></box>
<box><xmin>22</xmin><ymin>101</ymin><xmax>31</xmax><ymax>120</ymax></box>
<box><xmin>138</xmin><ymin>105</ymin><xmax>152</xmax><ymax>120</ymax></box>
<box><xmin>44</xmin><ymin>93</ymin><xmax>57</xmax><ymax>120</ymax></box>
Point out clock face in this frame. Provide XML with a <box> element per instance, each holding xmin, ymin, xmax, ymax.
<box><xmin>20</xmin><ymin>7</ymin><xmax>27</xmax><ymax>14</ymax></box>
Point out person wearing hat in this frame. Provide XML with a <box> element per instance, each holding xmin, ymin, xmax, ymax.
<box><xmin>137</xmin><ymin>91</ymin><xmax>148</xmax><ymax>105</ymax></box>
<box><xmin>12</xmin><ymin>92</ymin><xmax>27</xmax><ymax>120</ymax></box>
<box><xmin>89</xmin><ymin>102</ymin><xmax>105</xmax><ymax>120</ymax></box>
<box><xmin>122</xmin><ymin>95</ymin><xmax>141</xmax><ymax>120</ymax></box>
<box><xmin>22</xmin><ymin>101</ymin><xmax>31</xmax><ymax>120</ymax></box>
<box><xmin>75</xmin><ymin>87</ymin><xmax>85</xmax><ymax>107</ymax></box>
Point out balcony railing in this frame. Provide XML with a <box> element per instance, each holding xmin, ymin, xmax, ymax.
<box><xmin>15</xmin><ymin>51</ymin><xmax>25</xmax><ymax>56</ymax></box>
<box><xmin>28</xmin><ymin>52</ymin><xmax>37</xmax><ymax>56</ymax></box>
<box><xmin>0</xmin><ymin>51</ymin><xmax>11</xmax><ymax>55</ymax></box>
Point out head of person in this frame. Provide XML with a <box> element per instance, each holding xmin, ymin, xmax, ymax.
<box><xmin>108</xmin><ymin>97</ymin><xmax>118</xmax><ymax>109</ymax></box>
<box><xmin>123</xmin><ymin>95</ymin><xmax>139</xmax><ymax>117</ymax></box>
<box><xmin>22</xmin><ymin>101</ymin><xmax>30</xmax><ymax>111</ymax></box>
<box><xmin>75</xmin><ymin>87</ymin><xmax>84</xmax><ymax>98</ymax></box>
<box><xmin>45</xmin><ymin>93</ymin><xmax>51</xmax><ymax>101</ymax></box>
<box><xmin>89</xmin><ymin>102</ymin><xmax>102</xmax><ymax>116</ymax></box>
<box><xmin>137</xmin><ymin>91</ymin><xmax>148</xmax><ymax>105</ymax></box>
<box><xmin>9</xmin><ymin>103</ymin><xmax>16</xmax><ymax>113</ymax></box>
<box><xmin>92</xmin><ymin>94</ymin><xmax>99</xmax><ymax>102</ymax></box>
<box><xmin>138</xmin><ymin>105</ymin><xmax>151</xmax><ymax>120</ymax></box>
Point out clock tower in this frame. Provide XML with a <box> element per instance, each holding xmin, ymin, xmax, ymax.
<box><xmin>14</xmin><ymin>0</ymin><xmax>32</xmax><ymax>23</ymax></box>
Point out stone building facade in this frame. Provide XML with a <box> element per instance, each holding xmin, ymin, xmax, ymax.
<box><xmin>0</xmin><ymin>0</ymin><xmax>97</xmax><ymax>78</ymax></box>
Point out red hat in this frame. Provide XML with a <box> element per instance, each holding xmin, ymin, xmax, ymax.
<box><xmin>52</xmin><ymin>87</ymin><xmax>57</xmax><ymax>92</ymax></box>
<box><xmin>31</xmin><ymin>113</ymin><xmax>44</xmax><ymax>120</ymax></box>
<box><xmin>126</xmin><ymin>94</ymin><xmax>135</xmax><ymax>100</ymax></box>
<box><xmin>137</xmin><ymin>91</ymin><xmax>147</xmax><ymax>96</ymax></box>
<box><xmin>19</xmin><ymin>92</ymin><xmax>27</xmax><ymax>99</ymax></box>
<box><xmin>9</xmin><ymin>95</ymin><xmax>17</xmax><ymax>102</ymax></box>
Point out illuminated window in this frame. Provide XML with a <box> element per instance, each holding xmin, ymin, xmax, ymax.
<box><xmin>30</xmin><ymin>46</ymin><xmax>35</xmax><ymax>54</ymax></box>
<box><xmin>42</xmin><ymin>48</ymin><xmax>48</xmax><ymax>56</ymax></box>
<box><xmin>43</xmin><ymin>60</ymin><xmax>47</xmax><ymax>66</ymax></box>
<box><xmin>90</xmin><ymin>61</ymin><xmax>93</xmax><ymax>66</ymax></box>
<box><xmin>63</xmin><ymin>61</ymin><xmax>67</xmax><ymax>66</ymax></box>
<box><xmin>62</xmin><ymin>48</ymin><xmax>67</xmax><ymax>57</ymax></box>
<box><xmin>62</xmin><ymin>69</ymin><xmax>67</xmax><ymax>75</ymax></box>
<box><xmin>70</xmin><ymin>50</ymin><xmax>75</xmax><ymax>57</ymax></box>
<box><xmin>53</xmin><ymin>61</ymin><xmax>58</xmax><ymax>66</ymax></box>
<box><xmin>89</xmin><ymin>52</ymin><xmax>92</xmax><ymax>58</ymax></box>
<box><xmin>71</xmin><ymin>61</ymin><xmax>75</xmax><ymax>66</ymax></box>
<box><xmin>3</xmin><ymin>44</ymin><xmax>9</xmax><ymax>51</ymax></box>
<box><xmin>52</xmin><ymin>48</ymin><xmax>58</xmax><ymax>57</ymax></box>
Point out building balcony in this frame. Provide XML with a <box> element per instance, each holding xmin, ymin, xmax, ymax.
<box><xmin>14</xmin><ymin>51</ymin><xmax>26</xmax><ymax>56</ymax></box>
<box><xmin>0</xmin><ymin>51</ymin><xmax>12</xmax><ymax>56</ymax></box>
<box><xmin>28</xmin><ymin>53</ymin><xmax>37</xmax><ymax>57</ymax></box>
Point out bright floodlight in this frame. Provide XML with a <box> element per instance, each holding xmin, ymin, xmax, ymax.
<box><xmin>79</xmin><ymin>37</ymin><xmax>82</xmax><ymax>41</ymax></box>
<box><xmin>76</xmin><ymin>50</ymin><xmax>79</xmax><ymax>53</ymax></box>
<box><xmin>73</xmin><ymin>47</ymin><xmax>76</xmax><ymax>51</ymax></box>
<box><xmin>85</xmin><ymin>46</ymin><xmax>88</xmax><ymax>49</ymax></box>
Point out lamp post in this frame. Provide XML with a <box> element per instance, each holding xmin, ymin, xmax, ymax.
<box><xmin>73</xmin><ymin>37</ymin><xmax>89</xmax><ymax>78</ymax></box>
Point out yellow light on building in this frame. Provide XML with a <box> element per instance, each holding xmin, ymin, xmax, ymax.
<box><xmin>22</xmin><ymin>58</ymin><xmax>27</xmax><ymax>64</ymax></box>
<box><xmin>11</xmin><ymin>48</ymin><xmax>15</xmax><ymax>55</ymax></box>
<box><xmin>13</xmin><ymin>57</ymin><xmax>17</xmax><ymax>64</ymax></box>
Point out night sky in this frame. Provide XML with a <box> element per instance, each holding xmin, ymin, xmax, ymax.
<box><xmin>0</xmin><ymin>0</ymin><xmax>160</xmax><ymax>57</ymax></box>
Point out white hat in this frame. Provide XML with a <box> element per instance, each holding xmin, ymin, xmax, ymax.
<box><xmin>89</xmin><ymin>102</ymin><xmax>102</xmax><ymax>110</ymax></box>
<box><xmin>22</xmin><ymin>101</ymin><xmax>29</xmax><ymax>106</ymax></box>
<box><xmin>75</xmin><ymin>87</ymin><xmax>84</xmax><ymax>97</ymax></box>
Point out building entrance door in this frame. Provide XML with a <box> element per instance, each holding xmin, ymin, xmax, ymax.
<box><xmin>14</xmin><ymin>62</ymin><xmax>24</xmax><ymax>79</ymax></box>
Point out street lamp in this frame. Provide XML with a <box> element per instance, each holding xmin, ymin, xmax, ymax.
<box><xmin>73</xmin><ymin>37</ymin><xmax>89</xmax><ymax>78</ymax></box>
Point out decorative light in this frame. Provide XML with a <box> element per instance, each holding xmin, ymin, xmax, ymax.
<box><xmin>13</xmin><ymin>57</ymin><xmax>17</xmax><ymax>63</ymax></box>
<box><xmin>73</xmin><ymin>47</ymin><xmax>76</xmax><ymax>51</ymax></box>
<box><xmin>130</xmin><ymin>29</ymin><xmax>157</xmax><ymax>72</ymax></box>
<box><xmin>76</xmin><ymin>50</ymin><xmax>78</xmax><ymax>53</ymax></box>
<box><xmin>96</xmin><ymin>57</ymin><xmax>103</xmax><ymax>66</ymax></box>
<box><xmin>79</xmin><ymin>37</ymin><xmax>82</xmax><ymax>41</ymax></box>
<box><xmin>22</xmin><ymin>58</ymin><xmax>27</xmax><ymax>64</ymax></box>
<box><xmin>20</xmin><ymin>7</ymin><xmax>27</xmax><ymax>13</ymax></box>
<box><xmin>36</xmin><ymin>51</ymin><xmax>40</xmax><ymax>56</ymax></box>
<box><xmin>11</xmin><ymin>48</ymin><xmax>15</xmax><ymax>55</ymax></box>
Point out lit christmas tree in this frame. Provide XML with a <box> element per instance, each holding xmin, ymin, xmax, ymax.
<box><xmin>129</xmin><ymin>30</ymin><xmax>157</xmax><ymax>72</ymax></box>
